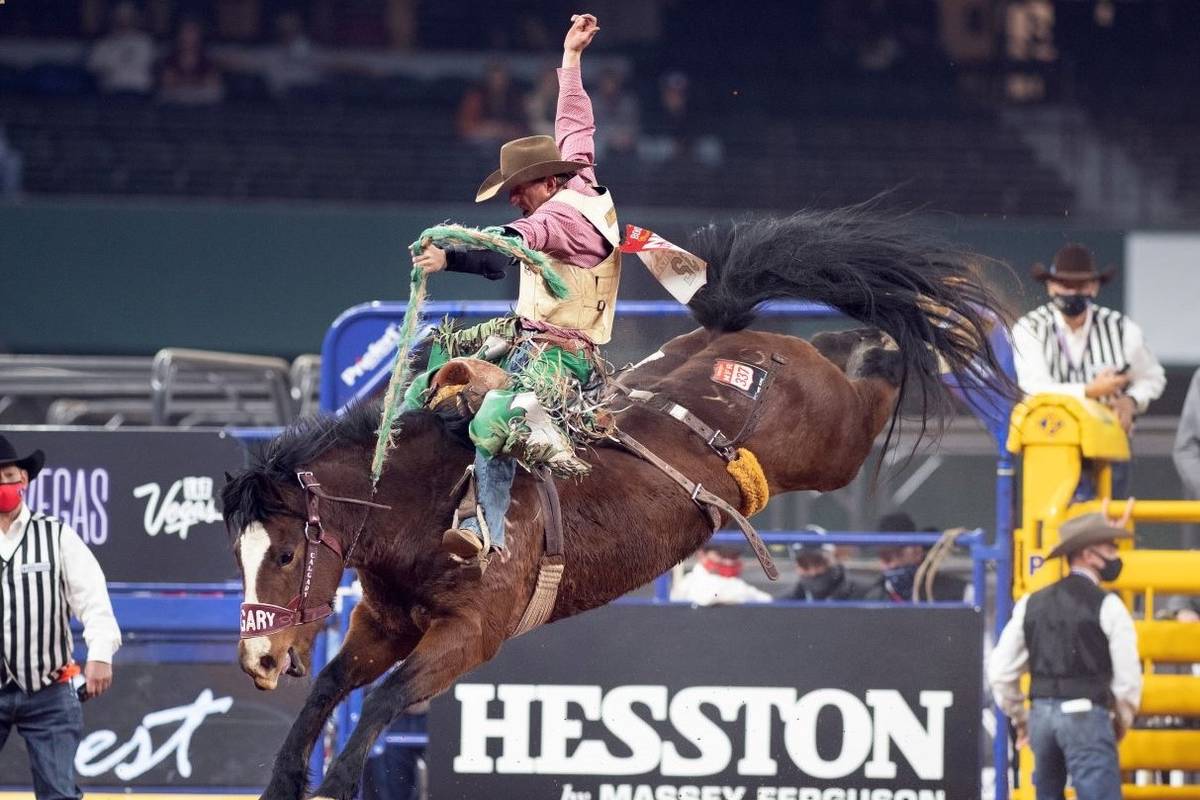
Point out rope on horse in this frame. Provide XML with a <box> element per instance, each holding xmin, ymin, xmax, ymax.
<box><xmin>370</xmin><ymin>225</ymin><xmax>572</xmax><ymax>486</ymax></box>
<box><xmin>371</xmin><ymin>262</ymin><xmax>428</xmax><ymax>485</ymax></box>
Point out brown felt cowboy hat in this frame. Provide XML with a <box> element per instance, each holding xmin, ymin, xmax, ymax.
<box><xmin>475</xmin><ymin>135</ymin><xmax>590</xmax><ymax>203</ymax></box>
<box><xmin>0</xmin><ymin>435</ymin><xmax>44</xmax><ymax>481</ymax></box>
<box><xmin>1031</xmin><ymin>243</ymin><xmax>1116</xmax><ymax>284</ymax></box>
<box><xmin>1047</xmin><ymin>512</ymin><xmax>1132</xmax><ymax>559</ymax></box>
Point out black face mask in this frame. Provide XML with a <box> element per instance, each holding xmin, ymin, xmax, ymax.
<box><xmin>1097</xmin><ymin>555</ymin><xmax>1123</xmax><ymax>582</ymax></box>
<box><xmin>1051</xmin><ymin>293</ymin><xmax>1091</xmax><ymax>318</ymax></box>
<box><xmin>799</xmin><ymin>564</ymin><xmax>844</xmax><ymax>600</ymax></box>
<box><xmin>883</xmin><ymin>563</ymin><xmax>918</xmax><ymax>601</ymax></box>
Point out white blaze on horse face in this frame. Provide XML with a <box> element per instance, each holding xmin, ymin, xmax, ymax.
<box><xmin>239</xmin><ymin>522</ymin><xmax>271</xmax><ymax>604</ymax></box>
<box><xmin>238</xmin><ymin>522</ymin><xmax>275</xmax><ymax>669</ymax></box>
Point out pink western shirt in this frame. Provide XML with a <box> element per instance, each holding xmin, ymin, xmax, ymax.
<box><xmin>506</xmin><ymin>66</ymin><xmax>610</xmax><ymax>269</ymax></box>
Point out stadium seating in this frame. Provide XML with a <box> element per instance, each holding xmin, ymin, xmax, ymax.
<box><xmin>2</xmin><ymin>83</ymin><xmax>1075</xmax><ymax>215</ymax></box>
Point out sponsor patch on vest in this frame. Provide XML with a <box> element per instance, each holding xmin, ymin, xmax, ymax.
<box><xmin>711</xmin><ymin>359</ymin><xmax>767</xmax><ymax>398</ymax></box>
<box><xmin>20</xmin><ymin>562</ymin><xmax>50</xmax><ymax>574</ymax></box>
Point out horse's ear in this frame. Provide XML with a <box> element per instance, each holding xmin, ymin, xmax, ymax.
<box><xmin>224</xmin><ymin>471</ymin><xmax>234</xmax><ymax>484</ymax></box>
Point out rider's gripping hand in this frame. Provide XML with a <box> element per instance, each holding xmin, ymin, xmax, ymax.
<box><xmin>413</xmin><ymin>244</ymin><xmax>448</xmax><ymax>274</ymax></box>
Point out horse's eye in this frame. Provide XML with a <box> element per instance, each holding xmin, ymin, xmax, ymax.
<box><xmin>278</xmin><ymin>551</ymin><xmax>294</xmax><ymax>566</ymax></box>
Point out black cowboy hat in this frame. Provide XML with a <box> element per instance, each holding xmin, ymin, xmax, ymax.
<box><xmin>1047</xmin><ymin>512</ymin><xmax>1132</xmax><ymax>559</ymax></box>
<box><xmin>0</xmin><ymin>435</ymin><xmax>44</xmax><ymax>481</ymax></box>
<box><xmin>1031</xmin><ymin>243</ymin><xmax>1116</xmax><ymax>285</ymax></box>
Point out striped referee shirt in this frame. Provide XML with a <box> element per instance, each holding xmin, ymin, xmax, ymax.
<box><xmin>0</xmin><ymin>505</ymin><xmax>121</xmax><ymax>692</ymax></box>
<box><xmin>1012</xmin><ymin>302</ymin><xmax>1166</xmax><ymax>413</ymax></box>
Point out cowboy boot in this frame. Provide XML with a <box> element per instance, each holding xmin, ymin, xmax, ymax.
<box><xmin>511</xmin><ymin>392</ymin><xmax>591</xmax><ymax>478</ymax></box>
<box><xmin>442</xmin><ymin>466</ymin><xmax>487</xmax><ymax>561</ymax></box>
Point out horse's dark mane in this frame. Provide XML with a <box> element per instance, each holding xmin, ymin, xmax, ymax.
<box><xmin>221</xmin><ymin>402</ymin><xmax>467</xmax><ymax>537</ymax></box>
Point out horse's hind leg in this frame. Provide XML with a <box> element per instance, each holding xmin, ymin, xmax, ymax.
<box><xmin>311</xmin><ymin>613</ymin><xmax>487</xmax><ymax>800</ymax></box>
<box><xmin>851</xmin><ymin>344</ymin><xmax>904</xmax><ymax>386</ymax></box>
<box><xmin>260</xmin><ymin>605</ymin><xmax>416</xmax><ymax>800</ymax></box>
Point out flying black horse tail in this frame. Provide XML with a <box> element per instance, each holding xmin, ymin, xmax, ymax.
<box><xmin>685</xmin><ymin>207</ymin><xmax>1019</xmax><ymax>445</ymax></box>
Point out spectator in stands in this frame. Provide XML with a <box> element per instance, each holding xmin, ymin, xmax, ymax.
<box><xmin>863</xmin><ymin>512</ymin><xmax>969</xmax><ymax>602</ymax></box>
<box><xmin>593</xmin><ymin>68</ymin><xmax>639</xmax><ymax>159</ymax></box>
<box><xmin>785</xmin><ymin>525</ymin><xmax>867</xmax><ymax>601</ymax></box>
<box><xmin>264</xmin><ymin>11</ymin><xmax>325</xmax><ymax>99</ymax></box>
<box><xmin>158</xmin><ymin>17</ymin><xmax>224</xmax><ymax>105</ymax></box>
<box><xmin>987</xmin><ymin>512</ymin><xmax>1141</xmax><ymax>800</ymax></box>
<box><xmin>0</xmin><ymin>435</ymin><xmax>121</xmax><ymax>800</ymax></box>
<box><xmin>640</xmin><ymin>71</ymin><xmax>722</xmax><ymax>166</ymax></box>
<box><xmin>671</xmin><ymin>542</ymin><xmax>772</xmax><ymax>606</ymax></box>
<box><xmin>86</xmin><ymin>0</ymin><xmax>156</xmax><ymax>96</ymax></box>
<box><xmin>0</xmin><ymin>126</ymin><xmax>22</xmax><ymax>198</ymax></box>
<box><xmin>457</xmin><ymin>61</ymin><xmax>527</xmax><ymax>147</ymax></box>
<box><xmin>1012</xmin><ymin>243</ymin><xmax>1165</xmax><ymax>498</ymax></box>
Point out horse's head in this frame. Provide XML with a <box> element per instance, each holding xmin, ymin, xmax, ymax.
<box><xmin>223</xmin><ymin>469</ymin><xmax>347</xmax><ymax>690</ymax></box>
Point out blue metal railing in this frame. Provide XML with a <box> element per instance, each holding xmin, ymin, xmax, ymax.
<box><xmin>319</xmin><ymin>299</ymin><xmax>837</xmax><ymax>414</ymax></box>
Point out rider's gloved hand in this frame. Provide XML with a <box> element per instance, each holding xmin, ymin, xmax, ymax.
<box><xmin>413</xmin><ymin>244</ymin><xmax>448</xmax><ymax>274</ymax></box>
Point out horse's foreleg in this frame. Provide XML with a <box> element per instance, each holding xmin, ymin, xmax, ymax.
<box><xmin>260</xmin><ymin>606</ymin><xmax>417</xmax><ymax>800</ymax></box>
<box><xmin>311</xmin><ymin>614</ymin><xmax>486</xmax><ymax>800</ymax></box>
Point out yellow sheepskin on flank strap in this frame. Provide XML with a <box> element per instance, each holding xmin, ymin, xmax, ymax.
<box><xmin>726</xmin><ymin>447</ymin><xmax>769</xmax><ymax>516</ymax></box>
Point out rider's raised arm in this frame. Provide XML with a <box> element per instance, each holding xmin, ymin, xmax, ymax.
<box><xmin>556</xmin><ymin>13</ymin><xmax>600</xmax><ymax>190</ymax></box>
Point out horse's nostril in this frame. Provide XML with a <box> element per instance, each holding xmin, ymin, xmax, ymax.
<box><xmin>259</xmin><ymin>654</ymin><xmax>277</xmax><ymax>672</ymax></box>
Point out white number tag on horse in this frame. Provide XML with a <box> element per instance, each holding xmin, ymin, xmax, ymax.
<box><xmin>619</xmin><ymin>225</ymin><xmax>707</xmax><ymax>304</ymax></box>
<box><xmin>711</xmin><ymin>359</ymin><xmax>768</xmax><ymax>398</ymax></box>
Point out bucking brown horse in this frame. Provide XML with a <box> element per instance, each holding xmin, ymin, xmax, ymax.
<box><xmin>221</xmin><ymin>210</ymin><xmax>1014</xmax><ymax>800</ymax></box>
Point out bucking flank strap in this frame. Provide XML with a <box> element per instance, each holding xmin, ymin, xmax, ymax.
<box><xmin>727</xmin><ymin>447</ymin><xmax>769</xmax><ymax>517</ymax></box>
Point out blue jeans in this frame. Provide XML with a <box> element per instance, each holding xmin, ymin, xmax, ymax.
<box><xmin>1028</xmin><ymin>698</ymin><xmax>1122</xmax><ymax>800</ymax></box>
<box><xmin>0</xmin><ymin>681</ymin><xmax>83</xmax><ymax>799</ymax></box>
<box><xmin>460</xmin><ymin>451</ymin><xmax>516</xmax><ymax>551</ymax></box>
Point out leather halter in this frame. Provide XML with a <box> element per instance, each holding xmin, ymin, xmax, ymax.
<box><xmin>239</xmin><ymin>471</ymin><xmax>391</xmax><ymax>639</ymax></box>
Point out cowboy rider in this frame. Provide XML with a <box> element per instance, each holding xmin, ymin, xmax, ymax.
<box><xmin>408</xmin><ymin>13</ymin><xmax>619</xmax><ymax>572</ymax></box>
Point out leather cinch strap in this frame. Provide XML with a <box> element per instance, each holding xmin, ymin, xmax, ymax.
<box><xmin>511</xmin><ymin>467</ymin><xmax>567</xmax><ymax>637</ymax></box>
<box><xmin>615</xmin><ymin>430</ymin><xmax>779</xmax><ymax>581</ymax></box>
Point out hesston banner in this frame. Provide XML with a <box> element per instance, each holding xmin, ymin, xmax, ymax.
<box><xmin>0</xmin><ymin>428</ymin><xmax>245</xmax><ymax>583</ymax></box>
<box><xmin>428</xmin><ymin>604</ymin><xmax>982</xmax><ymax>800</ymax></box>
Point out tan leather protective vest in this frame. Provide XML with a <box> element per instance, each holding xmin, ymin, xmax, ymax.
<box><xmin>516</xmin><ymin>187</ymin><xmax>621</xmax><ymax>344</ymax></box>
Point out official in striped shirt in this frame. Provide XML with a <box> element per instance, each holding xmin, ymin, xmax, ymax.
<box><xmin>1012</xmin><ymin>244</ymin><xmax>1165</xmax><ymax>497</ymax></box>
<box><xmin>0</xmin><ymin>435</ymin><xmax>121</xmax><ymax>799</ymax></box>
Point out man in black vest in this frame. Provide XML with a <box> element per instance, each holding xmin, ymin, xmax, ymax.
<box><xmin>987</xmin><ymin>512</ymin><xmax>1142</xmax><ymax>800</ymax></box>
<box><xmin>0</xmin><ymin>435</ymin><xmax>121</xmax><ymax>799</ymax></box>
